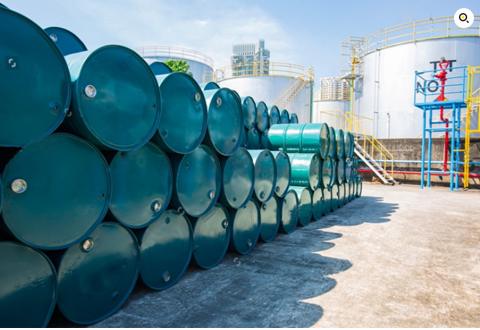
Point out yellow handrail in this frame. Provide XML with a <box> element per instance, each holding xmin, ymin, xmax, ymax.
<box><xmin>272</xmin><ymin>67</ymin><xmax>314</xmax><ymax>108</ymax></box>
<box><xmin>464</xmin><ymin>65</ymin><xmax>480</xmax><ymax>188</ymax></box>
<box><xmin>134</xmin><ymin>46</ymin><xmax>214</xmax><ymax>68</ymax></box>
<box><xmin>211</xmin><ymin>61</ymin><xmax>305</xmax><ymax>82</ymax></box>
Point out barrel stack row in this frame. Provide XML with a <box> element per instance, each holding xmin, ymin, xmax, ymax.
<box><xmin>0</xmin><ymin>5</ymin><xmax>362</xmax><ymax>328</ymax></box>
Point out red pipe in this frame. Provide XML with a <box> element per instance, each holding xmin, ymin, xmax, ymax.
<box><xmin>359</xmin><ymin>169</ymin><xmax>480</xmax><ymax>178</ymax></box>
<box><xmin>435</xmin><ymin>62</ymin><xmax>449</xmax><ymax>172</ymax></box>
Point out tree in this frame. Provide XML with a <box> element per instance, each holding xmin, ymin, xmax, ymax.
<box><xmin>164</xmin><ymin>59</ymin><xmax>193</xmax><ymax>76</ymax></box>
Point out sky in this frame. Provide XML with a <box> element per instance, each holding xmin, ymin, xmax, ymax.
<box><xmin>3</xmin><ymin>0</ymin><xmax>479</xmax><ymax>79</ymax></box>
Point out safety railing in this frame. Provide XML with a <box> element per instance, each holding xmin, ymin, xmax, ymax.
<box><xmin>319</xmin><ymin>110</ymin><xmax>373</xmax><ymax>137</ymax></box>
<box><xmin>464</xmin><ymin>65</ymin><xmax>480</xmax><ymax>187</ymax></box>
<box><xmin>272</xmin><ymin>67</ymin><xmax>314</xmax><ymax>108</ymax></box>
<box><xmin>211</xmin><ymin>62</ymin><xmax>305</xmax><ymax>82</ymax></box>
<box><xmin>134</xmin><ymin>46</ymin><xmax>214</xmax><ymax>69</ymax></box>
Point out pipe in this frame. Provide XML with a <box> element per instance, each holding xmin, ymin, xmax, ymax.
<box><xmin>309</xmin><ymin>80</ymin><xmax>314</xmax><ymax>123</ymax></box>
<box><xmin>358</xmin><ymin>159</ymin><xmax>480</xmax><ymax>165</ymax></box>
<box><xmin>358</xmin><ymin>169</ymin><xmax>480</xmax><ymax>178</ymax></box>
<box><xmin>435</xmin><ymin>60</ymin><xmax>449</xmax><ymax>172</ymax></box>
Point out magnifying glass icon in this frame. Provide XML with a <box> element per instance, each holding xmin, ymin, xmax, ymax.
<box><xmin>459</xmin><ymin>13</ymin><xmax>469</xmax><ymax>23</ymax></box>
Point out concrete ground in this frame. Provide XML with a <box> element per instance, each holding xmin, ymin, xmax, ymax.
<box><xmin>50</xmin><ymin>184</ymin><xmax>480</xmax><ymax>328</ymax></box>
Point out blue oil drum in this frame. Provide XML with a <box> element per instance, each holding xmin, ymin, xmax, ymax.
<box><xmin>280</xmin><ymin>109</ymin><xmax>290</xmax><ymax>124</ymax></box>
<box><xmin>191</xmin><ymin>204</ymin><xmax>230</xmax><ymax>269</ymax></box>
<box><xmin>348</xmin><ymin>180</ymin><xmax>354</xmax><ymax>201</ymax></box>
<box><xmin>268</xmin><ymin>106</ymin><xmax>280</xmax><ymax>127</ymax></box>
<box><xmin>241</xmin><ymin>96</ymin><xmax>257</xmax><ymax>129</ymax></box>
<box><xmin>356</xmin><ymin>176</ymin><xmax>363</xmax><ymax>197</ymax></box>
<box><xmin>256</xmin><ymin>101</ymin><xmax>269</xmax><ymax>132</ymax></box>
<box><xmin>144</xmin><ymin>59</ymin><xmax>172</xmax><ymax>75</ymax></box>
<box><xmin>152</xmin><ymin>71</ymin><xmax>207</xmax><ymax>154</ymax></box>
<box><xmin>345</xmin><ymin>158</ymin><xmax>353</xmax><ymax>183</ymax></box>
<box><xmin>322</xmin><ymin>188</ymin><xmax>332</xmax><ymax>216</ymax></box>
<box><xmin>271</xmin><ymin>151</ymin><xmax>291</xmax><ymax>198</ymax></box>
<box><xmin>338</xmin><ymin>183</ymin><xmax>345</xmax><ymax>207</ymax></box>
<box><xmin>240</xmin><ymin>128</ymin><xmax>248</xmax><ymax>148</ymax></box>
<box><xmin>288</xmin><ymin>153</ymin><xmax>320</xmax><ymax>191</ymax></box>
<box><xmin>335</xmin><ymin>129</ymin><xmax>346</xmax><ymax>159</ymax></box>
<box><xmin>290</xmin><ymin>186</ymin><xmax>312</xmax><ymax>227</ymax></box>
<box><xmin>320</xmin><ymin>155</ymin><xmax>334</xmax><ymax>188</ymax></box>
<box><xmin>228</xmin><ymin>199</ymin><xmax>261</xmax><ymax>254</ymax></box>
<box><xmin>232</xmin><ymin>90</ymin><xmax>242</xmax><ymax>104</ymax></box>
<box><xmin>258</xmin><ymin>196</ymin><xmax>280</xmax><ymax>243</ymax></box>
<box><xmin>331</xmin><ymin>184</ymin><xmax>339</xmax><ymax>211</ymax></box>
<box><xmin>246</xmin><ymin>127</ymin><xmax>261</xmax><ymax>149</ymax></box>
<box><xmin>337</xmin><ymin>158</ymin><xmax>345</xmax><ymax>184</ymax></box>
<box><xmin>1</xmin><ymin>133</ymin><xmax>110</xmax><ymax>250</ymax></box>
<box><xmin>289</xmin><ymin>113</ymin><xmax>299</xmax><ymax>123</ymax></box>
<box><xmin>199</xmin><ymin>81</ymin><xmax>220</xmax><ymax>91</ymax></box>
<box><xmin>344</xmin><ymin>131</ymin><xmax>354</xmax><ymax>159</ymax></box>
<box><xmin>312</xmin><ymin>188</ymin><xmax>325</xmax><ymax>220</ymax></box>
<box><xmin>64</xmin><ymin>45</ymin><xmax>161</xmax><ymax>151</ymax></box>
<box><xmin>0</xmin><ymin>242</ymin><xmax>57</xmax><ymax>328</ymax></box>
<box><xmin>279</xmin><ymin>189</ymin><xmax>299</xmax><ymax>234</ymax></box>
<box><xmin>0</xmin><ymin>8</ymin><xmax>71</xmax><ymax>147</ymax></box>
<box><xmin>328</xmin><ymin>126</ymin><xmax>337</xmax><ymax>159</ymax></box>
<box><xmin>342</xmin><ymin>183</ymin><xmax>348</xmax><ymax>205</ymax></box>
<box><xmin>0</xmin><ymin>176</ymin><xmax>3</xmax><ymax>215</ymax></box>
<box><xmin>108</xmin><ymin>142</ymin><xmax>173</xmax><ymax>229</ymax></box>
<box><xmin>260</xmin><ymin>129</ymin><xmax>270</xmax><ymax>149</ymax></box>
<box><xmin>137</xmin><ymin>210</ymin><xmax>192</xmax><ymax>289</ymax></box>
<box><xmin>44</xmin><ymin>26</ymin><xmax>87</xmax><ymax>56</ymax></box>
<box><xmin>331</xmin><ymin>158</ymin><xmax>338</xmax><ymax>186</ymax></box>
<box><xmin>247</xmin><ymin>150</ymin><xmax>277</xmax><ymax>203</ymax></box>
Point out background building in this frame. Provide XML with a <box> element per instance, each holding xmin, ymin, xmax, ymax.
<box><xmin>231</xmin><ymin>39</ymin><xmax>270</xmax><ymax>76</ymax></box>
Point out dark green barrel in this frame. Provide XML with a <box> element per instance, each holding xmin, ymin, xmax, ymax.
<box><xmin>203</xmin><ymin>88</ymin><xmax>244</xmax><ymax>156</ymax></box>
<box><xmin>64</xmin><ymin>45</ymin><xmax>161</xmax><ymax>151</ymax></box>
<box><xmin>271</xmin><ymin>151</ymin><xmax>291</xmax><ymax>198</ymax></box>
<box><xmin>219</xmin><ymin>148</ymin><xmax>255</xmax><ymax>209</ymax></box>
<box><xmin>241</xmin><ymin>96</ymin><xmax>257</xmax><ymax>129</ymax></box>
<box><xmin>1</xmin><ymin>133</ymin><xmax>110</xmax><ymax>250</ymax></box>
<box><xmin>199</xmin><ymin>81</ymin><xmax>220</xmax><ymax>90</ymax></box>
<box><xmin>260</xmin><ymin>129</ymin><xmax>270</xmax><ymax>149</ymax></box>
<box><xmin>268</xmin><ymin>106</ymin><xmax>280</xmax><ymax>127</ymax></box>
<box><xmin>44</xmin><ymin>26</ymin><xmax>87</xmax><ymax>56</ymax></box>
<box><xmin>0</xmin><ymin>8</ymin><xmax>71</xmax><ymax>147</ymax></box>
<box><xmin>302</xmin><ymin>123</ymin><xmax>330</xmax><ymax>158</ymax></box>
<box><xmin>338</xmin><ymin>183</ymin><xmax>345</xmax><ymax>207</ymax></box>
<box><xmin>108</xmin><ymin>142</ymin><xmax>172</xmax><ymax>229</ymax></box>
<box><xmin>56</xmin><ymin>223</ymin><xmax>139</xmax><ymax>325</ymax></box>
<box><xmin>356</xmin><ymin>176</ymin><xmax>363</xmax><ymax>197</ymax></box>
<box><xmin>328</xmin><ymin>126</ymin><xmax>337</xmax><ymax>159</ymax></box>
<box><xmin>256</xmin><ymin>101</ymin><xmax>269</xmax><ymax>132</ymax></box>
<box><xmin>0</xmin><ymin>242</ymin><xmax>57</xmax><ymax>328</ymax></box>
<box><xmin>289</xmin><ymin>113</ymin><xmax>299</xmax><ymax>123</ymax></box>
<box><xmin>0</xmin><ymin>176</ymin><xmax>2</xmax><ymax>214</ymax></box>
<box><xmin>232</xmin><ymin>90</ymin><xmax>242</xmax><ymax>104</ymax></box>
<box><xmin>335</xmin><ymin>129</ymin><xmax>345</xmax><ymax>159</ymax></box>
<box><xmin>137</xmin><ymin>210</ymin><xmax>192</xmax><ymax>289</ymax></box>
<box><xmin>331</xmin><ymin>158</ymin><xmax>338</xmax><ymax>187</ymax></box>
<box><xmin>342</xmin><ymin>183</ymin><xmax>348</xmax><ymax>205</ymax></box>
<box><xmin>248</xmin><ymin>150</ymin><xmax>277</xmax><ymax>203</ymax></box>
<box><xmin>279</xmin><ymin>190</ymin><xmax>299</xmax><ymax>234</ymax></box>
<box><xmin>322</xmin><ymin>188</ymin><xmax>332</xmax><ymax>216</ymax></box>
<box><xmin>0</xmin><ymin>3</ymin><xmax>8</xmax><ymax>8</ymax></box>
<box><xmin>348</xmin><ymin>180</ymin><xmax>354</xmax><ymax>202</ymax></box>
<box><xmin>246</xmin><ymin>127</ymin><xmax>261</xmax><ymax>149</ymax></box>
<box><xmin>312</xmin><ymin>188</ymin><xmax>325</xmax><ymax>220</ymax></box>
<box><xmin>288</xmin><ymin>153</ymin><xmax>320</xmax><ymax>190</ymax></box>
<box><xmin>152</xmin><ymin>72</ymin><xmax>207</xmax><ymax>154</ymax></box>
<box><xmin>345</xmin><ymin>158</ymin><xmax>353</xmax><ymax>183</ymax></box>
<box><xmin>258</xmin><ymin>196</ymin><xmax>280</xmax><ymax>243</ymax></box>
<box><xmin>320</xmin><ymin>155</ymin><xmax>334</xmax><ymax>188</ymax></box>
<box><xmin>170</xmin><ymin>145</ymin><xmax>221</xmax><ymax>217</ymax></box>
<box><xmin>145</xmin><ymin>59</ymin><xmax>172</xmax><ymax>75</ymax></box>
<box><xmin>228</xmin><ymin>199</ymin><xmax>261</xmax><ymax>254</ymax></box>
<box><xmin>344</xmin><ymin>131</ymin><xmax>354</xmax><ymax>159</ymax></box>
<box><xmin>241</xmin><ymin>128</ymin><xmax>248</xmax><ymax>148</ymax></box>
<box><xmin>336</xmin><ymin>158</ymin><xmax>345</xmax><ymax>184</ymax></box>
<box><xmin>280</xmin><ymin>109</ymin><xmax>290</xmax><ymax>124</ymax></box>
<box><xmin>290</xmin><ymin>186</ymin><xmax>312</xmax><ymax>227</ymax></box>
<box><xmin>191</xmin><ymin>204</ymin><xmax>230</xmax><ymax>269</ymax></box>
<box><xmin>331</xmin><ymin>184</ymin><xmax>339</xmax><ymax>211</ymax></box>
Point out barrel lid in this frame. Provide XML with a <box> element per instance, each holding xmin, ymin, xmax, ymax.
<box><xmin>248</xmin><ymin>150</ymin><xmax>277</xmax><ymax>202</ymax></box>
<box><xmin>338</xmin><ymin>183</ymin><xmax>345</xmax><ymax>207</ymax></box>
<box><xmin>321</xmin><ymin>156</ymin><xmax>334</xmax><ymax>188</ymax></box>
<box><xmin>0</xmin><ymin>242</ymin><xmax>57</xmax><ymax>328</ymax></box>
<box><xmin>0</xmin><ymin>3</ymin><xmax>8</xmax><ymax>8</ymax></box>
<box><xmin>109</xmin><ymin>142</ymin><xmax>173</xmax><ymax>229</ymax></box>
<box><xmin>246</xmin><ymin>127</ymin><xmax>260</xmax><ymax>149</ymax></box>
<box><xmin>199</xmin><ymin>81</ymin><xmax>220</xmax><ymax>91</ymax></box>
<box><xmin>290</xmin><ymin>186</ymin><xmax>312</xmax><ymax>226</ymax></box>
<box><xmin>289</xmin><ymin>113</ymin><xmax>299</xmax><ymax>123</ymax></box>
<box><xmin>192</xmin><ymin>204</ymin><xmax>230</xmax><ymax>269</ymax></box>
<box><xmin>256</xmin><ymin>101</ymin><xmax>269</xmax><ymax>132</ymax></box>
<box><xmin>328</xmin><ymin>127</ymin><xmax>337</xmax><ymax>158</ymax></box>
<box><xmin>331</xmin><ymin>184</ymin><xmax>339</xmax><ymax>211</ymax></box>
<box><xmin>139</xmin><ymin>210</ymin><xmax>192</xmax><ymax>289</ymax></box>
<box><xmin>241</xmin><ymin>96</ymin><xmax>257</xmax><ymax>129</ymax></box>
<box><xmin>56</xmin><ymin>223</ymin><xmax>139</xmax><ymax>325</ymax></box>
<box><xmin>144</xmin><ymin>59</ymin><xmax>172</xmax><ymax>75</ymax></box>
<box><xmin>312</xmin><ymin>188</ymin><xmax>325</xmax><ymax>220</ymax></box>
<box><xmin>44</xmin><ymin>26</ymin><xmax>87</xmax><ymax>56</ymax></box>
<box><xmin>0</xmin><ymin>8</ymin><xmax>71</xmax><ymax>147</ymax></box>
<box><xmin>231</xmin><ymin>90</ymin><xmax>242</xmax><ymax>104</ymax></box>
<box><xmin>0</xmin><ymin>175</ymin><xmax>3</xmax><ymax>214</ymax></box>
<box><xmin>280</xmin><ymin>109</ymin><xmax>290</xmax><ymax>124</ymax></box>
<box><xmin>279</xmin><ymin>190</ymin><xmax>299</xmax><ymax>234</ymax></box>
<box><xmin>271</xmin><ymin>151</ymin><xmax>291</xmax><ymax>198</ymax></box>
<box><xmin>258</xmin><ymin>195</ymin><xmax>280</xmax><ymax>243</ymax></box>
<box><xmin>322</xmin><ymin>188</ymin><xmax>332</xmax><ymax>216</ymax></box>
<box><xmin>66</xmin><ymin>45</ymin><xmax>161</xmax><ymax>151</ymax></box>
<box><xmin>267</xmin><ymin>106</ymin><xmax>280</xmax><ymax>127</ymax></box>
<box><xmin>229</xmin><ymin>200</ymin><xmax>260</xmax><ymax>255</ymax></box>
<box><xmin>345</xmin><ymin>158</ymin><xmax>353</xmax><ymax>183</ymax></box>
<box><xmin>308</xmin><ymin>154</ymin><xmax>321</xmax><ymax>190</ymax></box>
<box><xmin>221</xmin><ymin>148</ymin><xmax>255</xmax><ymax>209</ymax></box>
<box><xmin>154</xmin><ymin>72</ymin><xmax>207</xmax><ymax>154</ymax></box>
<box><xmin>260</xmin><ymin>129</ymin><xmax>270</xmax><ymax>149</ymax></box>
<box><xmin>356</xmin><ymin>177</ymin><xmax>363</xmax><ymax>197</ymax></box>
<box><xmin>335</xmin><ymin>129</ymin><xmax>345</xmax><ymax>159</ymax></box>
<box><xmin>337</xmin><ymin>158</ymin><xmax>345</xmax><ymax>184</ymax></box>
<box><xmin>1</xmin><ymin>133</ymin><xmax>110</xmax><ymax>250</ymax></box>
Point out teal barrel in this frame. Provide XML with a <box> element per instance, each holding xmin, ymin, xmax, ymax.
<box><xmin>256</xmin><ymin>101</ymin><xmax>269</xmax><ymax>132</ymax></box>
<box><xmin>0</xmin><ymin>242</ymin><xmax>57</xmax><ymax>328</ymax></box>
<box><xmin>248</xmin><ymin>150</ymin><xmax>277</xmax><ymax>203</ymax></box>
<box><xmin>107</xmin><ymin>142</ymin><xmax>173</xmax><ymax>229</ymax></box>
<box><xmin>241</xmin><ymin>128</ymin><xmax>248</xmax><ymax>148</ymax></box>
<box><xmin>289</xmin><ymin>113</ymin><xmax>299</xmax><ymax>123</ymax></box>
<box><xmin>0</xmin><ymin>8</ymin><xmax>71</xmax><ymax>147</ymax></box>
<box><xmin>55</xmin><ymin>223</ymin><xmax>139</xmax><ymax>325</ymax></box>
<box><xmin>352</xmin><ymin>176</ymin><xmax>358</xmax><ymax>199</ymax></box>
<box><xmin>331</xmin><ymin>184</ymin><xmax>339</xmax><ymax>211</ymax></box>
<box><xmin>228</xmin><ymin>199</ymin><xmax>261</xmax><ymax>254</ymax></box>
<box><xmin>169</xmin><ymin>145</ymin><xmax>221</xmax><ymax>217</ymax></box>
<box><xmin>344</xmin><ymin>131</ymin><xmax>354</xmax><ymax>159</ymax></box>
<box><xmin>345</xmin><ymin>158</ymin><xmax>353</xmax><ymax>183</ymax></box>
<box><xmin>241</xmin><ymin>96</ymin><xmax>257</xmax><ymax>129</ymax></box>
<box><xmin>356</xmin><ymin>176</ymin><xmax>363</xmax><ymax>197</ymax></box>
<box><xmin>260</xmin><ymin>129</ymin><xmax>270</xmax><ymax>149</ymax></box>
<box><xmin>0</xmin><ymin>176</ymin><xmax>2</xmax><ymax>214</ymax></box>
<box><xmin>336</xmin><ymin>158</ymin><xmax>345</xmax><ymax>184</ymax></box>
<box><xmin>0</xmin><ymin>3</ymin><xmax>8</xmax><ymax>7</ymax></box>
<box><xmin>280</xmin><ymin>109</ymin><xmax>290</xmax><ymax>124</ymax></box>
<box><xmin>191</xmin><ymin>204</ymin><xmax>230</xmax><ymax>269</ymax></box>
<box><xmin>312</xmin><ymin>188</ymin><xmax>324</xmax><ymax>220</ymax></box>
<box><xmin>271</xmin><ymin>151</ymin><xmax>291</xmax><ymax>198</ymax></box>
<box><xmin>288</xmin><ymin>153</ymin><xmax>320</xmax><ymax>191</ymax></box>
<box><xmin>302</xmin><ymin>123</ymin><xmax>330</xmax><ymax>158</ymax></box>
<box><xmin>342</xmin><ymin>183</ymin><xmax>348</xmax><ymax>205</ymax></box>
<box><xmin>246</xmin><ymin>127</ymin><xmax>261</xmax><ymax>149</ymax></box>
<box><xmin>145</xmin><ymin>59</ymin><xmax>172</xmax><ymax>75</ymax></box>
<box><xmin>219</xmin><ymin>148</ymin><xmax>255</xmax><ymax>209</ymax></box>
<box><xmin>136</xmin><ymin>210</ymin><xmax>192</xmax><ymax>289</ymax></box>
<box><xmin>0</xmin><ymin>133</ymin><xmax>110</xmax><ymax>250</ymax></box>
<box><xmin>322</xmin><ymin>188</ymin><xmax>332</xmax><ymax>216</ymax></box>
<box><xmin>44</xmin><ymin>26</ymin><xmax>87</xmax><ymax>56</ymax></box>
<box><xmin>258</xmin><ymin>196</ymin><xmax>280</xmax><ymax>242</ymax></box>
<box><xmin>290</xmin><ymin>186</ymin><xmax>312</xmax><ymax>227</ymax></box>
<box><xmin>152</xmin><ymin>71</ymin><xmax>207</xmax><ymax>154</ymax></box>
<box><xmin>203</xmin><ymin>88</ymin><xmax>244</xmax><ymax>156</ymax></box>
<box><xmin>348</xmin><ymin>180</ymin><xmax>354</xmax><ymax>202</ymax></box>
<box><xmin>268</xmin><ymin>106</ymin><xmax>280</xmax><ymax>127</ymax></box>
<box><xmin>199</xmin><ymin>81</ymin><xmax>220</xmax><ymax>91</ymax></box>
<box><xmin>320</xmin><ymin>155</ymin><xmax>334</xmax><ymax>188</ymax></box>
<box><xmin>279</xmin><ymin>189</ymin><xmax>299</xmax><ymax>234</ymax></box>
<box><xmin>283</xmin><ymin>124</ymin><xmax>301</xmax><ymax>152</ymax></box>
<box><xmin>338</xmin><ymin>183</ymin><xmax>345</xmax><ymax>207</ymax></box>
<box><xmin>232</xmin><ymin>90</ymin><xmax>242</xmax><ymax>104</ymax></box>
<box><xmin>328</xmin><ymin>126</ymin><xmax>337</xmax><ymax>159</ymax></box>
<box><xmin>331</xmin><ymin>158</ymin><xmax>338</xmax><ymax>187</ymax></box>
<box><xmin>335</xmin><ymin>129</ymin><xmax>345</xmax><ymax>159</ymax></box>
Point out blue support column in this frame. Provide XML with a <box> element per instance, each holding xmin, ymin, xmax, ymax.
<box><xmin>420</xmin><ymin>107</ymin><xmax>426</xmax><ymax>189</ymax></box>
<box><xmin>427</xmin><ymin>106</ymin><xmax>433</xmax><ymax>188</ymax></box>
<box><xmin>449</xmin><ymin>104</ymin><xmax>455</xmax><ymax>191</ymax></box>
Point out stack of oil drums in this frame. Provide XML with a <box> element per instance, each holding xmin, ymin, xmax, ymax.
<box><xmin>0</xmin><ymin>5</ymin><xmax>362</xmax><ymax>327</ymax></box>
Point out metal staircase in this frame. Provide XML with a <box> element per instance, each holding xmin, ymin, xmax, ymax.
<box><xmin>272</xmin><ymin>67</ymin><xmax>314</xmax><ymax>109</ymax></box>
<box><xmin>354</xmin><ymin>141</ymin><xmax>396</xmax><ymax>185</ymax></box>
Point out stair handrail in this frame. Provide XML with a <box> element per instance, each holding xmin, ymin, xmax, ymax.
<box><xmin>272</xmin><ymin>67</ymin><xmax>314</xmax><ymax>108</ymax></box>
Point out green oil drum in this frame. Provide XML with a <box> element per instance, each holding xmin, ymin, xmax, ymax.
<box><xmin>1</xmin><ymin>133</ymin><xmax>110</xmax><ymax>250</ymax></box>
<box><xmin>312</xmin><ymin>188</ymin><xmax>324</xmax><ymax>220</ymax></box>
<box><xmin>152</xmin><ymin>71</ymin><xmax>207</xmax><ymax>154</ymax></box>
<box><xmin>338</xmin><ymin>183</ymin><xmax>345</xmax><ymax>207</ymax></box>
<box><xmin>170</xmin><ymin>145</ymin><xmax>221</xmax><ymax>217</ymax></box>
<box><xmin>335</xmin><ymin>129</ymin><xmax>345</xmax><ymax>159</ymax></box>
<box><xmin>219</xmin><ymin>148</ymin><xmax>255</xmax><ymax>209</ymax></box>
<box><xmin>270</xmin><ymin>151</ymin><xmax>291</xmax><ymax>198</ymax></box>
<box><xmin>288</xmin><ymin>153</ymin><xmax>320</xmax><ymax>191</ymax></box>
<box><xmin>356</xmin><ymin>176</ymin><xmax>363</xmax><ymax>197</ymax></box>
<box><xmin>203</xmin><ymin>88</ymin><xmax>244</xmax><ymax>156</ymax></box>
<box><xmin>289</xmin><ymin>113</ymin><xmax>299</xmax><ymax>123</ymax></box>
<box><xmin>337</xmin><ymin>158</ymin><xmax>345</xmax><ymax>184</ymax></box>
<box><xmin>145</xmin><ymin>59</ymin><xmax>172</xmax><ymax>75</ymax></box>
<box><xmin>241</xmin><ymin>128</ymin><xmax>248</xmax><ymax>148</ymax></box>
<box><xmin>191</xmin><ymin>204</ymin><xmax>230</xmax><ymax>269</ymax></box>
<box><xmin>108</xmin><ymin>142</ymin><xmax>172</xmax><ymax>229</ymax></box>
<box><xmin>241</xmin><ymin>96</ymin><xmax>257</xmax><ymax>129</ymax></box>
<box><xmin>348</xmin><ymin>180</ymin><xmax>354</xmax><ymax>202</ymax></box>
<box><xmin>268</xmin><ymin>106</ymin><xmax>280</xmax><ymax>127</ymax></box>
<box><xmin>228</xmin><ymin>199</ymin><xmax>261</xmax><ymax>254</ymax></box>
<box><xmin>345</xmin><ymin>158</ymin><xmax>353</xmax><ymax>183</ymax></box>
<box><xmin>65</xmin><ymin>45</ymin><xmax>160</xmax><ymax>151</ymax></box>
<box><xmin>302</xmin><ymin>123</ymin><xmax>330</xmax><ymax>158</ymax></box>
<box><xmin>290</xmin><ymin>186</ymin><xmax>312</xmax><ymax>226</ymax></box>
<box><xmin>44</xmin><ymin>26</ymin><xmax>87</xmax><ymax>56</ymax></box>
<box><xmin>0</xmin><ymin>3</ymin><xmax>8</xmax><ymax>8</ymax></box>
<box><xmin>331</xmin><ymin>158</ymin><xmax>338</xmax><ymax>186</ymax></box>
<box><xmin>344</xmin><ymin>132</ymin><xmax>354</xmax><ymax>159</ymax></box>
<box><xmin>248</xmin><ymin>150</ymin><xmax>277</xmax><ymax>203</ymax></box>
<box><xmin>260</xmin><ymin>129</ymin><xmax>270</xmax><ymax>149</ymax></box>
<box><xmin>55</xmin><ymin>222</ymin><xmax>139</xmax><ymax>325</ymax></box>
<box><xmin>265</xmin><ymin>124</ymin><xmax>285</xmax><ymax>151</ymax></box>
<box><xmin>328</xmin><ymin>126</ymin><xmax>337</xmax><ymax>159</ymax></box>
<box><xmin>137</xmin><ymin>210</ymin><xmax>192</xmax><ymax>289</ymax></box>
<box><xmin>320</xmin><ymin>156</ymin><xmax>334</xmax><ymax>189</ymax></box>
<box><xmin>322</xmin><ymin>188</ymin><xmax>332</xmax><ymax>216</ymax></box>
<box><xmin>199</xmin><ymin>81</ymin><xmax>220</xmax><ymax>90</ymax></box>
<box><xmin>331</xmin><ymin>184</ymin><xmax>339</xmax><ymax>211</ymax></box>
<box><xmin>0</xmin><ymin>242</ymin><xmax>57</xmax><ymax>328</ymax></box>
<box><xmin>342</xmin><ymin>183</ymin><xmax>348</xmax><ymax>205</ymax></box>
<box><xmin>258</xmin><ymin>196</ymin><xmax>280</xmax><ymax>243</ymax></box>
<box><xmin>0</xmin><ymin>8</ymin><xmax>71</xmax><ymax>147</ymax></box>
<box><xmin>246</xmin><ymin>127</ymin><xmax>261</xmax><ymax>149</ymax></box>
<box><xmin>280</xmin><ymin>109</ymin><xmax>290</xmax><ymax>124</ymax></box>
<box><xmin>283</xmin><ymin>124</ymin><xmax>302</xmax><ymax>152</ymax></box>
<box><xmin>279</xmin><ymin>189</ymin><xmax>299</xmax><ymax>234</ymax></box>
<box><xmin>256</xmin><ymin>101</ymin><xmax>269</xmax><ymax>132</ymax></box>
<box><xmin>0</xmin><ymin>176</ymin><xmax>3</xmax><ymax>214</ymax></box>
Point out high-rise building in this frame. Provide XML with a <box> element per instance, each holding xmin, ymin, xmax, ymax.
<box><xmin>231</xmin><ymin>39</ymin><xmax>270</xmax><ymax>76</ymax></box>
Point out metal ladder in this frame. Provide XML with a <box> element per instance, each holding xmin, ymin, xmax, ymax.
<box><xmin>354</xmin><ymin>141</ymin><xmax>396</xmax><ymax>185</ymax></box>
<box><xmin>272</xmin><ymin>67</ymin><xmax>314</xmax><ymax>109</ymax></box>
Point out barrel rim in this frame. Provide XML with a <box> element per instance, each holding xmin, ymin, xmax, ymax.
<box><xmin>221</xmin><ymin>147</ymin><xmax>255</xmax><ymax>209</ymax></box>
<box><xmin>231</xmin><ymin>199</ymin><xmax>261</xmax><ymax>255</ymax></box>
<box><xmin>44</xmin><ymin>26</ymin><xmax>88</xmax><ymax>54</ymax></box>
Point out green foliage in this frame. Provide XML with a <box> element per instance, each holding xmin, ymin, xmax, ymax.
<box><xmin>164</xmin><ymin>59</ymin><xmax>193</xmax><ymax>76</ymax></box>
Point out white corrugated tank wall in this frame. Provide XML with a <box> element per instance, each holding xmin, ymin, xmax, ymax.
<box><xmin>311</xmin><ymin>100</ymin><xmax>350</xmax><ymax>127</ymax></box>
